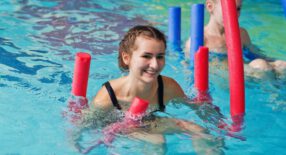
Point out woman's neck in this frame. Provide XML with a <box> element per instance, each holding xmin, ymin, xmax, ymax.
<box><xmin>122</xmin><ymin>75</ymin><xmax>158</xmax><ymax>101</ymax></box>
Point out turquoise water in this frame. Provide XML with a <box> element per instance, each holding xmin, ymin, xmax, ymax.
<box><xmin>1</xmin><ymin>0</ymin><xmax>286</xmax><ymax>154</ymax></box>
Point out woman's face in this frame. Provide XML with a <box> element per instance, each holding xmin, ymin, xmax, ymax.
<box><xmin>126</xmin><ymin>36</ymin><xmax>165</xmax><ymax>83</ymax></box>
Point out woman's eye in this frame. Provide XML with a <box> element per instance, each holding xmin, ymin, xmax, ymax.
<box><xmin>142</xmin><ymin>55</ymin><xmax>152</xmax><ymax>59</ymax></box>
<box><xmin>237</xmin><ymin>7</ymin><xmax>241</xmax><ymax>12</ymax></box>
<box><xmin>157</xmin><ymin>55</ymin><xmax>165</xmax><ymax>59</ymax></box>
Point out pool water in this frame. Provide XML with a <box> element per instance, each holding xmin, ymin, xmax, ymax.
<box><xmin>1</xmin><ymin>0</ymin><xmax>286</xmax><ymax>154</ymax></box>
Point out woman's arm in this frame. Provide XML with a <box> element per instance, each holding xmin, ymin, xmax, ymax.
<box><xmin>170</xmin><ymin>118</ymin><xmax>225</xmax><ymax>155</ymax></box>
<box><xmin>145</xmin><ymin>117</ymin><xmax>225</xmax><ymax>155</ymax></box>
<box><xmin>128</xmin><ymin>132</ymin><xmax>165</xmax><ymax>145</ymax></box>
<box><xmin>240</xmin><ymin>28</ymin><xmax>268</xmax><ymax>60</ymax></box>
<box><xmin>91</xmin><ymin>86</ymin><xmax>113</xmax><ymax>111</ymax></box>
<box><xmin>240</xmin><ymin>28</ymin><xmax>251</xmax><ymax>47</ymax></box>
<box><xmin>162</xmin><ymin>75</ymin><xmax>224</xmax><ymax>127</ymax></box>
<box><xmin>162</xmin><ymin>76</ymin><xmax>186</xmax><ymax>102</ymax></box>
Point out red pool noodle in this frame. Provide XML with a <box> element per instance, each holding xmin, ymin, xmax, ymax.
<box><xmin>194</xmin><ymin>46</ymin><xmax>211</xmax><ymax>102</ymax></box>
<box><xmin>195</xmin><ymin>46</ymin><xmax>209</xmax><ymax>92</ymax></box>
<box><xmin>128</xmin><ymin>97</ymin><xmax>149</xmax><ymax>116</ymax></box>
<box><xmin>71</xmin><ymin>52</ymin><xmax>91</xmax><ymax>97</ymax></box>
<box><xmin>221</xmin><ymin>0</ymin><xmax>245</xmax><ymax>116</ymax></box>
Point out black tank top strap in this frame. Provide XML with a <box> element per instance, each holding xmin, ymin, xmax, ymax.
<box><xmin>103</xmin><ymin>82</ymin><xmax>122</xmax><ymax>110</ymax></box>
<box><xmin>157</xmin><ymin>75</ymin><xmax>165</xmax><ymax>111</ymax></box>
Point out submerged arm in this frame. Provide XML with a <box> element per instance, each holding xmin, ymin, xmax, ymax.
<box><xmin>145</xmin><ymin>116</ymin><xmax>224</xmax><ymax>155</ymax></box>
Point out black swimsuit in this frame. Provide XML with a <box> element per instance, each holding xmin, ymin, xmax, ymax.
<box><xmin>103</xmin><ymin>75</ymin><xmax>165</xmax><ymax>112</ymax></box>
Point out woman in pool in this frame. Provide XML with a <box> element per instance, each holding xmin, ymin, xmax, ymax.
<box><xmin>93</xmin><ymin>25</ymin><xmax>184</xmax><ymax>113</ymax></box>
<box><xmin>91</xmin><ymin>25</ymin><xmax>224</xmax><ymax>154</ymax></box>
<box><xmin>185</xmin><ymin>0</ymin><xmax>286</xmax><ymax>79</ymax></box>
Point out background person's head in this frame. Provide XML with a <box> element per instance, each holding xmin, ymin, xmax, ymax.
<box><xmin>206</xmin><ymin>0</ymin><xmax>242</xmax><ymax>26</ymax></box>
<box><xmin>118</xmin><ymin>25</ymin><xmax>166</xmax><ymax>72</ymax></box>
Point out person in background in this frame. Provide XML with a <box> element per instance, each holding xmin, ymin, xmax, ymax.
<box><xmin>185</xmin><ymin>0</ymin><xmax>286</xmax><ymax>79</ymax></box>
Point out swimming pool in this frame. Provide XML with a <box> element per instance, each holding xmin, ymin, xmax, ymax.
<box><xmin>1</xmin><ymin>0</ymin><xmax>286</xmax><ymax>154</ymax></box>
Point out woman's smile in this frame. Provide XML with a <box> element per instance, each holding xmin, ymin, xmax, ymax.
<box><xmin>143</xmin><ymin>68</ymin><xmax>158</xmax><ymax>77</ymax></box>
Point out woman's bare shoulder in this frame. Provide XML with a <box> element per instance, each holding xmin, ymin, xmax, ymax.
<box><xmin>161</xmin><ymin>75</ymin><xmax>186</xmax><ymax>100</ymax></box>
<box><xmin>92</xmin><ymin>77</ymin><xmax>124</xmax><ymax>110</ymax></box>
<box><xmin>92</xmin><ymin>85</ymin><xmax>113</xmax><ymax>110</ymax></box>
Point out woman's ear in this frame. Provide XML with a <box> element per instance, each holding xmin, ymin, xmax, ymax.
<box><xmin>122</xmin><ymin>52</ymin><xmax>130</xmax><ymax>66</ymax></box>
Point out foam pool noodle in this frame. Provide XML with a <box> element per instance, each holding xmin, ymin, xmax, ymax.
<box><xmin>190</xmin><ymin>4</ymin><xmax>204</xmax><ymax>68</ymax></box>
<box><xmin>282</xmin><ymin>0</ymin><xmax>286</xmax><ymax>17</ymax></box>
<box><xmin>194</xmin><ymin>46</ymin><xmax>212</xmax><ymax>103</ymax></box>
<box><xmin>221</xmin><ymin>0</ymin><xmax>245</xmax><ymax>132</ymax></box>
<box><xmin>168</xmin><ymin>6</ymin><xmax>182</xmax><ymax>51</ymax></box>
<box><xmin>69</xmin><ymin>52</ymin><xmax>91</xmax><ymax>114</ymax></box>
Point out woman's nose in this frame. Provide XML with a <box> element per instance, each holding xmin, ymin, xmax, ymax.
<box><xmin>150</xmin><ymin>58</ymin><xmax>159</xmax><ymax>69</ymax></box>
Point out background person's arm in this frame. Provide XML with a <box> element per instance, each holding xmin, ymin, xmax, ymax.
<box><xmin>240</xmin><ymin>27</ymin><xmax>268</xmax><ymax>60</ymax></box>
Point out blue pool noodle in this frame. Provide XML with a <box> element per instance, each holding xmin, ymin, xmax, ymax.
<box><xmin>190</xmin><ymin>4</ymin><xmax>204</xmax><ymax>65</ymax></box>
<box><xmin>282</xmin><ymin>0</ymin><xmax>286</xmax><ymax>17</ymax></box>
<box><xmin>168</xmin><ymin>7</ymin><xmax>181</xmax><ymax>49</ymax></box>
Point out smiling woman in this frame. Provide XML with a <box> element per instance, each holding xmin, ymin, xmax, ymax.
<box><xmin>89</xmin><ymin>25</ymin><xmax>224</xmax><ymax>154</ymax></box>
<box><xmin>92</xmin><ymin>25</ymin><xmax>186</xmax><ymax>112</ymax></box>
<box><xmin>2</xmin><ymin>0</ymin><xmax>286</xmax><ymax>154</ymax></box>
